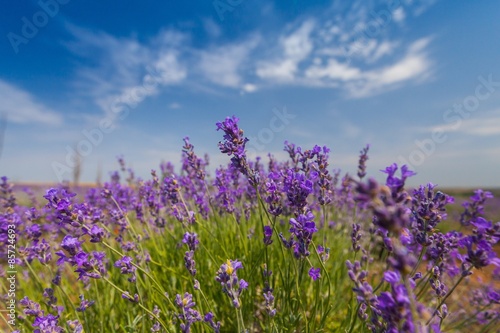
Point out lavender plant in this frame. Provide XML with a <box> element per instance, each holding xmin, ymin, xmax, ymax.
<box><xmin>0</xmin><ymin>116</ymin><xmax>498</xmax><ymax>333</ymax></box>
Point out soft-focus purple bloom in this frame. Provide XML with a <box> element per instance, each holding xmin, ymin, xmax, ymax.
<box><xmin>462</xmin><ymin>237</ymin><xmax>500</xmax><ymax>269</ymax></box>
<box><xmin>182</xmin><ymin>136</ymin><xmax>207</xmax><ymax>180</ymax></box>
<box><xmin>388</xmin><ymin>246</ymin><xmax>417</xmax><ymax>275</ymax></box>
<box><xmin>309</xmin><ymin>267</ymin><xmax>321</xmax><ymax>281</ymax></box>
<box><xmin>19</xmin><ymin>296</ymin><xmax>43</xmax><ymax>317</ymax></box>
<box><xmin>121</xmin><ymin>292</ymin><xmax>140</xmax><ymax>303</ymax></box>
<box><xmin>204</xmin><ymin>312</ymin><xmax>221</xmax><ymax>333</ymax></box>
<box><xmin>383</xmin><ymin>270</ymin><xmax>401</xmax><ymax>284</ymax></box>
<box><xmin>182</xmin><ymin>232</ymin><xmax>199</xmax><ymax>251</ymax></box>
<box><xmin>263</xmin><ymin>289</ymin><xmax>277</xmax><ymax>317</ymax></box>
<box><xmin>357</xmin><ymin>145</ymin><xmax>370</xmax><ymax>180</ymax></box>
<box><xmin>184</xmin><ymin>250</ymin><xmax>196</xmax><ymax>276</ymax></box>
<box><xmin>355</xmin><ymin>176</ymin><xmax>412</xmax><ymax>234</ymax></box>
<box><xmin>76</xmin><ymin>294</ymin><xmax>95</xmax><ymax>312</ymax></box>
<box><xmin>263</xmin><ymin>225</ymin><xmax>273</xmax><ymax>245</ymax></box>
<box><xmin>460</xmin><ymin>189</ymin><xmax>493</xmax><ymax>226</ymax></box>
<box><xmin>351</xmin><ymin>223</ymin><xmax>362</xmax><ymax>252</ymax></box>
<box><xmin>86</xmin><ymin>225</ymin><xmax>105</xmax><ymax>243</ymax></box>
<box><xmin>67</xmin><ymin>320</ymin><xmax>83</xmax><ymax>333</ymax></box>
<box><xmin>61</xmin><ymin>235</ymin><xmax>82</xmax><ymax>256</ymax></box>
<box><xmin>33</xmin><ymin>313</ymin><xmax>63</xmax><ymax>333</ymax></box>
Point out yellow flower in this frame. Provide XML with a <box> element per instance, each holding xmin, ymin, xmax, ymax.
<box><xmin>225</xmin><ymin>259</ymin><xmax>234</xmax><ymax>274</ymax></box>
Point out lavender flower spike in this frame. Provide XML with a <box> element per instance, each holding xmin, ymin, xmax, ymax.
<box><xmin>215</xmin><ymin>259</ymin><xmax>248</xmax><ymax>308</ymax></box>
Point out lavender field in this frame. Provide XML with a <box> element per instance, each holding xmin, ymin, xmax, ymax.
<box><xmin>1</xmin><ymin>116</ymin><xmax>499</xmax><ymax>333</ymax></box>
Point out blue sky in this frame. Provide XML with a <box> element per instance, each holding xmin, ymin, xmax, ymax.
<box><xmin>1</xmin><ymin>0</ymin><xmax>500</xmax><ymax>187</ymax></box>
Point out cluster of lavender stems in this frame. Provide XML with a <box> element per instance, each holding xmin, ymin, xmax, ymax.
<box><xmin>0</xmin><ymin>115</ymin><xmax>498</xmax><ymax>333</ymax></box>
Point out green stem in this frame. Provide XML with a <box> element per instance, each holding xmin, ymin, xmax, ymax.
<box><xmin>410</xmin><ymin>245</ymin><xmax>427</xmax><ymax>277</ymax></box>
<box><xmin>426</xmin><ymin>268</ymin><xmax>472</xmax><ymax>325</ymax></box>
<box><xmin>347</xmin><ymin>303</ymin><xmax>361</xmax><ymax>333</ymax></box>
<box><xmin>100</xmin><ymin>275</ymin><xmax>170</xmax><ymax>332</ymax></box>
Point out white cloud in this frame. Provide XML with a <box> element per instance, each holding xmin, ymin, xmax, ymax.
<box><xmin>66</xmin><ymin>26</ymin><xmax>187</xmax><ymax>122</ymax></box>
<box><xmin>198</xmin><ymin>37</ymin><xmax>259</xmax><ymax>88</ymax></box>
<box><xmin>257</xmin><ymin>20</ymin><xmax>315</xmax><ymax>81</ymax></box>
<box><xmin>304</xmin><ymin>38</ymin><xmax>433</xmax><ymax>98</ymax></box>
<box><xmin>66</xmin><ymin>0</ymin><xmax>437</xmax><ymax>104</ymax></box>
<box><xmin>0</xmin><ymin>80</ymin><xmax>63</xmax><ymax>126</ymax></box>
<box><xmin>242</xmin><ymin>83</ymin><xmax>258</xmax><ymax>93</ymax></box>
<box><xmin>371</xmin><ymin>41</ymin><xmax>399</xmax><ymax>61</ymax></box>
<box><xmin>412</xmin><ymin>0</ymin><xmax>439</xmax><ymax>16</ymax></box>
<box><xmin>393</xmin><ymin>8</ymin><xmax>406</xmax><ymax>23</ymax></box>
<box><xmin>428</xmin><ymin>109</ymin><xmax>500</xmax><ymax>136</ymax></box>
<box><xmin>306</xmin><ymin>58</ymin><xmax>362</xmax><ymax>81</ymax></box>
<box><xmin>203</xmin><ymin>18</ymin><xmax>222</xmax><ymax>39</ymax></box>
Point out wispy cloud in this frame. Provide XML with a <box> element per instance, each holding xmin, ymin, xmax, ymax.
<box><xmin>256</xmin><ymin>20</ymin><xmax>316</xmax><ymax>82</ymax></box>
<box><xmin>304</xmin><ymin>37</ymin><xmax>433</xmax><ymax>97</ymax></box>
<box><xmin>66</xmin><ymin>25</ymin><xmax>187</xmax><ymax>122</ymax></box>
<box><xmin>198</xmin><ymin>36</ymin><xmax>260</xmax><ymax>88</ymax></box>
<box><xmin>0</xmin><ymin>80</ymin><xmax>63</xmax><ymax>125</ymax></box>
<box><xmin>344</xmin><ymin>38</ymin><xmax>433</xmax><ymax>97</ymax></box>
<box><xmin>63</xmin><ymin>0</ymin><xmax>438</xmax><ymax>114</ymax></box>
<box><xmin>427</xmin><ymin>109</ymin><xmax>500</xmax><ymax>136</ymax></box>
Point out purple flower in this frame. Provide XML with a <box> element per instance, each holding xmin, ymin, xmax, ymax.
<box><xmin>61</xmin><ymin>235</ymin><xmax>82</xmax><ymax>256</ymax></box>
<box><xmin>184</xmin><ymin>250</ymin><xmax>196</xmax><ymax>276</ymax></box>
<box><xmin>204</xmin><ymin>312</ymin><xmax>221</xmax><ymax>333</ymax></box>
<box><xmin>67</xmin><ymin>320</ymin><xmax>83</xmax><ymax>333</ymax></box>
<box><xmin>354</xmin><ymin>177</ymin><xmax>411</xmax><ymax>233</ymax></box>
<box><xmin>43</xmin><ymin>288</ymin><xmax>57</xmax><ymax>308</ymax></box>
<box><xmin>76</xmin><ymin>294</ymin><xmax>95</xmax><ymax>312</ymax></box>
<box><xmin>383</xmin><ymin>270</ymin><xmax>401</xmax><ymax>284</ymax></box>
<box><xmin>72</xmin><ymin>251</ymin><xmax>106</xmax><ymax>280</ymax></box>
<box><xmin>182</xmin><ymin>232</ymin><xmax>199</xmax><ymax>251</ymax></box>
<box><xmin>309</xmin><ymin>267</ymin><xmax>321</xmax><ymax>281</ymax></box>
<box><xmin>462</xmin><ymin>237</ymin><xmax>500</xmax><ymax>269</ymax></box>
<box><xmin>265</xmin><ymin>172</ymin><xmax>283</xmax><ymax>216</ymax></box>
<box><xmin>182</xmin><ymin>136</ymin><xmax>207</xmax><ymax>180</ymax></box>
<box><xmin>86</xmin><ymin>225</ymin><xmax>105</xmax><ymax>243</ymax></box>
<box><xmin>388</xmin><ymin>246</ymin><xmax>417</xmax><ymax>275</ymax></box>
<box><xmin>121</xmin><ymin>292</ymin><xmax>139</xmax><ymax>303</ymax></box>
<box><xmin>33</xmin><ymin>314</ymin><xmax>63</xmax><ymax>333</ymax></box>
<box><xmin>309</xmin><ymin>145</ymin><xmax>333</xmax><ymax>205</ymax></box>
<box><xmin>357</xmin><ymin>145</ymin><xmax>370</xmax><ymax>180</ymax></box>
<box><xmin>19</xmin><ymin>297</ymin><xmax>43</xmax><ymax>317</ymax></box>
<box><xmin>263</xmin><ymin>290</ymin><xmax>277</xmax><ymax>317</ymax></box>
<box><xmin>215</xmin><ymin>259</ymin><xmax>247</xmax><ymax>308</ymax></box>
<box><xmin>216</xmin><ymin>116</ymin><xmax>258</xmax><ymax>186</ymax></box>
<box><xmin>282</xmin><ymin>169</ymin><xmax>314</xmax><ymax>214</ymax></box>
<box><xmin>239</xmin><ymin>279</ymin><xmax>249</xmax><ymax>289</ymax></box>
<box><xmin>26</xmin><ymin>223</ymin><xmax>42</xmax><ymax>240</ymax></box>
<box><xmin>216</xmin><ymin>116</ymin><xmax>248</xmax><ymax>158</ymax></box>
<box><xmin>174</xmin><ymin>293</ymin><xmax>202</xmax><ymax>333</ymax></box>
<box><xmin>162</xmin><ymin>176</ymin><xmax>180</xmax><ymax>204</ymax></box>
<box><xmin>263</xmin><ymin>225</ymin><xmax>273</xmax><ymax>245</ymax></box>
<box><xmin>410</xmin><ymin>184</ymin><xmax>453</xmax><ymax>247</ymax></box>
<box><xmin>114</xmin><ymin>256</ymin><xmax>137</xmax><ymax>283</ymax></box>
<box><xmin>460</xmin><ymin>189</ymin><xmax>493</xmax><ymax>226</ymax></box>
<box><xmin>287</xmin><ymin>211</ymin><xmax>317</xmax><ymax>258</ymax></box>
<box><xmin>351</xmin><ymin>223</ymin><xmax>362</xmax><ymax>252</ymax></box>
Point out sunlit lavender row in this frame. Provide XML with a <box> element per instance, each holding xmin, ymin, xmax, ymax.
<box><xmin>1</xmin><ymin>116</ymin><xmax>499</xmax><ymax>333</ymax></box>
